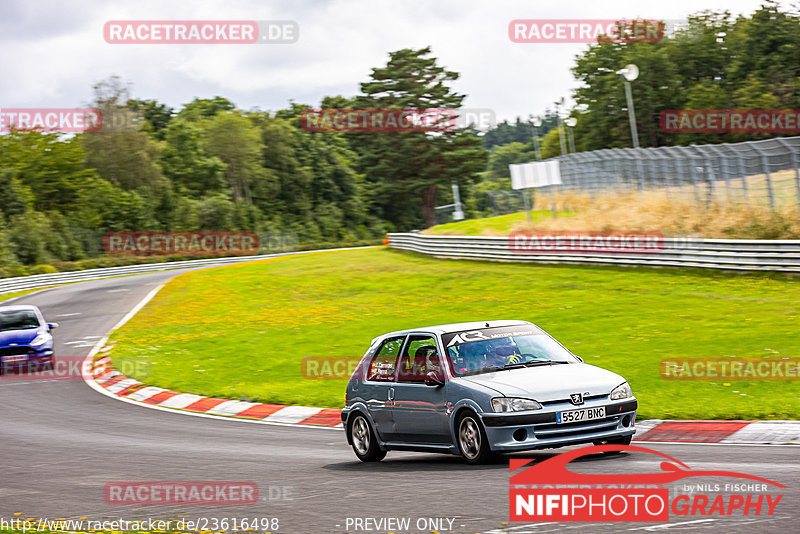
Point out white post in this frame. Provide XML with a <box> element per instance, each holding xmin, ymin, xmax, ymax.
<box><xmin>451</xmin><ymin>181</ymin><xmax>465</xmax><ymax>220</ymax></box>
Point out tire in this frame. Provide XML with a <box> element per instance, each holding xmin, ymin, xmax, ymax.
<box><xmin>349</xmin><ymin>413</ymin><xmax>386</xmax><ymax>462</ymax></box>
<box><xmin>456</xmin><ymin>411</ymin><xmax>494</xmax><ymax>464</ymax></box>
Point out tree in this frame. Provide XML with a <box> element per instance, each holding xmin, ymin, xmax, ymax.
<box><xmin>482</xmin><ymin>142</ymin><xmax>538</xmax><ymax>189</ymax></box>
<box><xmin>178</xmin><ymin>97</ymin><xmax>236</xmax><ymax>121</ymax></box>
<box><xmin>127</xmin><ymin>98</ymin><xmax>174</xmax><ymax>139</ymax></box>
<box><xmin>1</xmin><ymin>131</ymin><xmax>95</xmax><ymax>213</ymax></box>
<box><xmin>350</xmin><ymin>47</ymin><xmax>488</xmax><ymax>228</ymax></box>
<box><xmin>481</xmin><ymin>113</ymin><xmax>559</xmax><ymax>149</ymax></box>
<box><xmin>0</xmin><ymin>168</ymin><xmax>29</xmax><ymax>223</ymax></box>
<box><xmin>727</xmin><ymin>3</ymin><xmax>800</xmax><ymax>92</ymax></box>
<box><xmin>202</xmin><ymin>111</ymin><xmax>264</xmax><ymax>204</ymax></box>
<box><xmin>161</xmin><ymin>118</ymin><xmax>227</xmax><ymax>198</ymax></box>
<box><xmin>568</xmin><ymin>6</ymin><xmax>800</xmax><ymax>150</ymax></box>
<box><xmin>540</xmin><ymin>129</ymin><xmax>565</xmax><ymax>159</ymax></box>
<box><xmin>482</xmin><ymin>119</ymin><xmax>533</xmax><ymax>148</ymax></box>
<box><xmin>82</xmin><ymin>76</ymin><xmax>166</xmax><ymax>192</ymax></box>
<box><xmin>249</xmin><ymin>107</ymin><xmax>369</xmax><ymax>241</ymax></box>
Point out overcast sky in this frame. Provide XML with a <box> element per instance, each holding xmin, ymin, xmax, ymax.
<box><xmin>0</xmin><ymin>0</ymin><xmax>786</xmax><ymax>124</ymax></box>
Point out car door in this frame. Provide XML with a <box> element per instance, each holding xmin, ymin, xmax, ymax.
<box><xmin>390</xmin><ymin>334</ymin><xmax>450</xmax><ymax>444</ymax></box>
<box><xmin>361</xmin><ymin>335</ymin><xmax>405</xmax><ymax>441</ymax></box>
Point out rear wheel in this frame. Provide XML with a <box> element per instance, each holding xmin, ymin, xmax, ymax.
<box><xmin>456</xmin><ymin>411</ymin><xmax>494</xmax><ymax>464</ymax></box>
<box><xmin>349</xmin><ymin>413</ymin><xmax>386</xmax><ymax>462</ymax></box>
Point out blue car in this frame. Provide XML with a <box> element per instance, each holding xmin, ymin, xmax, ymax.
<box><xmin>0</xmin><ymin>305</ymin><xmax>58</xmax><ymax>374</ymax></box>
<box><xmin>342</xmin><ymin>320</ymin><xmax>637</xmax><ymax>464</ymax></box>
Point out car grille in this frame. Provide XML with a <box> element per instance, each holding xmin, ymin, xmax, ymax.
<box><xmin>533</xmin><ymin>415</ymin><xmax>621</xmax><ymax>439</ymax></box>
<box><xmin>0</xmin><ymin>347</ymin><xmax>34</xmax><ymax>357</ymax></box>
<box><xmin>540</xmin><ymin>393</ymin><xmax>608</xmax><ymax>406</ymax></box>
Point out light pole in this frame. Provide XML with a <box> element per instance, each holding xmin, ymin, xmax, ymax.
<box><xmin>530</xmin><ymin>115</ymin><xmax>543</xmax><ymax>161</ymax></box>
<box><xmin>565</xmin><ymin>117</ymin><xmax>577</xmax><ymax>153</ymax></box>
<box><xmin>616</xmin><ymin>64</ymin><xmax>640</xmax><ymax>148</ymax></box>
<box><xmin>532</xmin><ymin>115</ymin><xmax>559</xmax><ymax>219</ymax></box>
<box><xmin>554</xmin><ymin>98</ymin><xmax>568</xmax><ymax>155</ymax></box>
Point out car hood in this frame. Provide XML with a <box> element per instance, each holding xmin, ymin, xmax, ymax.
<box><xmin>459</xmin><ymin>363</ymin><xmax>626</xmax><ymax>401</ymax></box>
<box><xmin>0</xmin><ymin>329</ymin><xmax>41</xmax><ymax>346</ymax></box>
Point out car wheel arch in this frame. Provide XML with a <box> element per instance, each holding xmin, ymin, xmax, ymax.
<box><xmin>450</xmin><ymin>402</ymin><xmax>485</xmax><ymax>442</ymax></box>
<box><xmin>346</xmin><ymin>409</ymin><xmax>380</xmax><ymax>446</ymax></box>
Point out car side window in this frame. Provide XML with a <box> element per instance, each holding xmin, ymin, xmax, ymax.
<box><xmin>366</xmin><ymin>336</ymin><xmax>404</xmax><ymax>381</ymax></box>
<box><xmin>397</xmin><ymin>335</ymin><xmax>440</xmax><ymax>383</ymax></box>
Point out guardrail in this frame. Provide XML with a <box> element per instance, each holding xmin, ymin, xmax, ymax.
<box><xmin>387</xmin><ymin>233</ymin><xmax>800</xmax><ymax>273</ymax></box>
<box><xmin>0</xmin><ymin>254</ymin><xmax>276</xmax><ymax>295</ymax></box>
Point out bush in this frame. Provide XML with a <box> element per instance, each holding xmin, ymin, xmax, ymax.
<box><xmin>7</xmin><ymin>213</ymin><xmax>52</xmax><ymax>265</ymax></box>
<box><xmin>28</xmin><ymin>264</ymin><xmax>59</xmax><ymax>275</ymax></box>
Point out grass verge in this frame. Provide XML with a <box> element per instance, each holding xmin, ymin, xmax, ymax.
<box><xmin>423</xmin><ymin>210</ymin><xmax>575</xmax><ymax>235</ymax></box>
<box><xmin>108</xmin><ymin>247</ymin><xmax>800</xmax><ymax>420</ymax></box>
<box><xmin>426</xmin><ymin>191</ymin><xmax>800</xmax><ymax>239</ymax></box>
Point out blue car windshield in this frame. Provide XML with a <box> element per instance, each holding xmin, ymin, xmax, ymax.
<box><xmin>447</xmin><ymin>334</ymin><xmax>576</xmax><ymax>376</ymax></box>
<box><xmin>0</xmin><ymin>310</ymin><xmax>40</xmax><ymax>332</ymax></box>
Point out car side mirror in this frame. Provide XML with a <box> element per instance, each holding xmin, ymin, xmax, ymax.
<box><xmin>48</xmin><ymin>322</ymin><xmax>59</xmax><ymax>330</ymax></box>
<box><xmin>574</xmin><ymin>355</ymin><xmax>584</xmax><ymax>363</ymax></box>
<box><xmin>424</xmin><ymin>371</ymin><xmax>444</xmax><ymax>386</ymax></box>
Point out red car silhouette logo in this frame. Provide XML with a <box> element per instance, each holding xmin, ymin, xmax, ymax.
<box><xmin>510</xmin><ymin>444</ymin><xmax>785</xmax><ymax>487</ymax></box>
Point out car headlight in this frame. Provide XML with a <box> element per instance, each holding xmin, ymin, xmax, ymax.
<box><xmin>610</xmin><ymin>382</ymin><xmax>632</xmax><ymax>400</ymax></box>
<box><xmin>491</xmin><ymin>397</ymin><xmax>542</xmax><ymax>412</ymax></box>
<box><xmin>29</xmin><ymin>333</ymin><xmax>50</xmax><ymax>347</ymax></box>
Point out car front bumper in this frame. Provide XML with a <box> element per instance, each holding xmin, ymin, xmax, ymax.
<box><xmin>0</xmin><ymin>347</ymin><xmax>54</xmax><ymax>371</ymax></box>
<box><xmin>481</xmin><ymin>399</ymin><xmax>637</xmax><ymax>452</ymax></box>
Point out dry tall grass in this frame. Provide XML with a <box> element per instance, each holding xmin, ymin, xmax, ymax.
<box><xmin>511</xmin><ymin>191</ymin><xmax>800</xmax><ymax>239</ymax></box>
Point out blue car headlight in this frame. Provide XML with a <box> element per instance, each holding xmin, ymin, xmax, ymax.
<box><xmin>29</xmin><ymin>333</ymin><xmax>50</xmax><ymax>347</ymax></box>
<box><xmin>491</xmin><ymin>397</ymin><xmax>542</xmax><ymax>412</ymax></box>
<box><xmin>610</xmin><ymin>382</ymin><xmax>632</xmax><ymax>400</ymax></box>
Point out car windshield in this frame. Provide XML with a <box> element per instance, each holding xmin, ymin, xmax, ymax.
<box><xmin>0</xmin><ymin>310</ymin><xmax>41</xmax><ymax>332</ymax></box>
<box><xmin>447</xmin><ymin>334</ymin><xmax>576</xmax><ymax>376</ymax></box>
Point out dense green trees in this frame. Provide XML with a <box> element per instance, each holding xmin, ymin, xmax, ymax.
<box><xmin>481</xmin><ymin>111</ymin><xmax>560</xmax><ymax>149</ymax></box>
<box><xmin>570</xmin><ymin>3</ymin><xmax>800</xmax><ymax>149</ymax></box>
<box><xmin>0</xmin><ymin>48</ymin><xmax>489</xmax><ymax>270</ymax></box>
<box><xmin>4</xmin><ymin>3</ymin><xmax>800</xmax><ymax>271</ymax></box>
<box><xmin>349</xmin><ymin>47</ymin><xmax>487</xmax><ymax>228</ymax></box>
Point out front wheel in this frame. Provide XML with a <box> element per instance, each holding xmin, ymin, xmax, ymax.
<box><xmin>456</xmin><ymin>411</ymin><xmax>494</xmax><ymax>464</ymax></box>
<box><xmin>349</xmin><ymin>413</ymin><xmax>386</xmax><ymax>462</ymax></box>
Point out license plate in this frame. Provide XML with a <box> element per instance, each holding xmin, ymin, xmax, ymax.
<box><xmin>557</xmin><ymin>406</ymin><xmax>605</xmax><ymax>424</ymax></box>
<box><xmin>1</xmin><ymin>355</ymin><xmax>27</xmax><ymax>363</ymax></box>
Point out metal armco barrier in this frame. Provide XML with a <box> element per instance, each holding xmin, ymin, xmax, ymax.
<box><xmin>387</xmin><ymin>233</ymin><xmax>800</xmax><ymax>273</ymax></box>
<box><xmin>0</xmin><ymin>254</ymin><xmax>274</xmax><ymax>295</ymax></box>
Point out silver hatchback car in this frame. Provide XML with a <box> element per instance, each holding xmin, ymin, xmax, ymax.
<box><xmin>341</xmin><ymin>320</ymin><xmax>637</xmax><ymax>463</ymax></box>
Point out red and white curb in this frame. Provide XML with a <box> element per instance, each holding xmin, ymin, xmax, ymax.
<box><xmin>634</xmin><ymin>419</ymin><xmax>800</xmax><ymax>444</ymax></box>
<box><xmin>89</xmin><ymin>354</ymin><xmax>343</xmax><ymax>428</ymax></box>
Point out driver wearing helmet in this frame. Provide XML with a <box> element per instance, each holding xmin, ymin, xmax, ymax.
<box><xmin>485</xmin><ymin>337</ymin><xmax>519</xmax><ymax>367</ymax></box>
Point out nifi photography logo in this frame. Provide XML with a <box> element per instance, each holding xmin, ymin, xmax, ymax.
<box><xmin>510</xmin><ymin>444</ymin><xmax>784</xmax><ymax>523</ymax></box>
